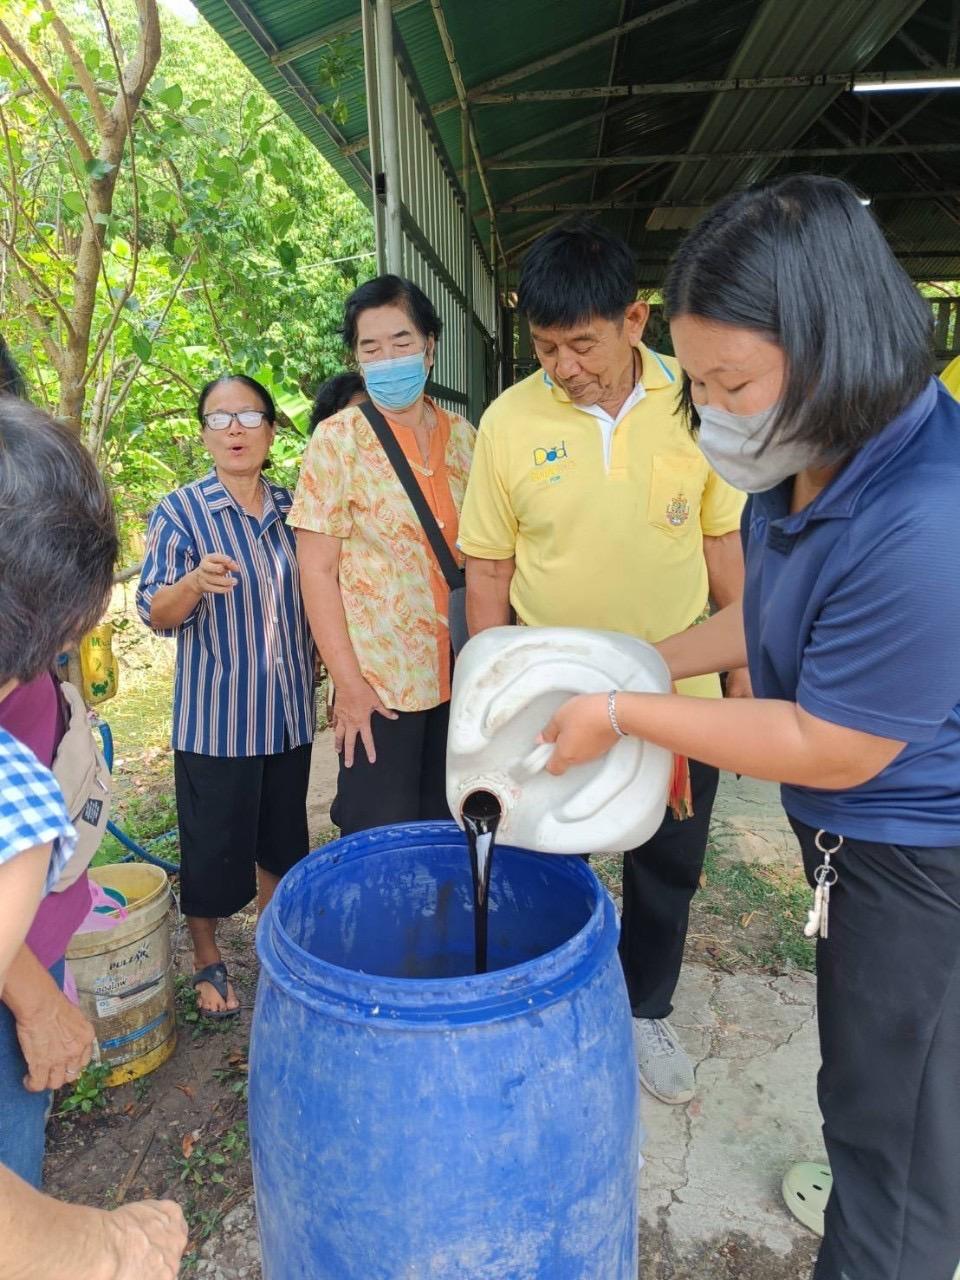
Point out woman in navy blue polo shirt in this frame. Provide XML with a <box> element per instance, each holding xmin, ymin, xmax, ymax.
<box><xmin>138</xmin><ymin>375</ymin><xmax>315</xmax><ymax>1019</ymax></box>
<box><xmin>542</xmin><ymin>176</ymin><xmax>960</xmax><ymax>1280</ymax></box>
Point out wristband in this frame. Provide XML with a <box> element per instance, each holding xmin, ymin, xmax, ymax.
<box><xmin>607</xmin><ymin>690</ymin><xmax>627</xmax><ymax>738</ymax></box>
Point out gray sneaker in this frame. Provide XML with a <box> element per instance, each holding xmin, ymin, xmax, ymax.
<box><xmin>633</xmin><ymin>1017</ymin><xmax>695</xmax><ymax>1104</ymax></box>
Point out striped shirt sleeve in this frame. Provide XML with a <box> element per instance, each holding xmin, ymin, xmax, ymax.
<box><xmin>136</xmin><ymin>498</ymin><xmax>200</xmax><ymax>638</ymax></box>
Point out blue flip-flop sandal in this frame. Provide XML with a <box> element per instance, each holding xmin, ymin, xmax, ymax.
<box><xmin>191</xmin><ymin>961</ymin><xmax>240</xmax><ymax>1020</ymax></box>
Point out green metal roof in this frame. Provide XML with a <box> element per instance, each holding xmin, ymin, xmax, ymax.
<box><xmin>192</xmin><ymin>0</ymin><xmax>960</xmax><ymax>282</ymax></box>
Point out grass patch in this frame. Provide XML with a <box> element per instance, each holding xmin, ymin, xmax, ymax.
<box><xmin>698</xmin><ymin>839</ymin><xmax>815</xmax><ymax>972</ymax></box>
<box><xmin>93</xmin><ymin>591</ymin><xmax>178</xmax><ymax>866</ymax></box>
<box><xmin>591</xmin><ymin>841</ymin><xmax>815</xmax><ymax>975</ymax></box>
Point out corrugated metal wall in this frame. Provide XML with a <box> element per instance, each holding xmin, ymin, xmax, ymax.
<box><xmin>389</xmin><ymin>54</ymin><xmax>497</xmax><ymax>420</ymax></box>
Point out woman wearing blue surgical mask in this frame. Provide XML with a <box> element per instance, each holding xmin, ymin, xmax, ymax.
<box><xmin>539</xmin><ymin>176</ymin><xmax>960</xmax><ymax>1280</ymax></box>
<box><xmin>291</xmin><ymin>275</ymin><xmax>475</xmax><ymax>834</ymax></box>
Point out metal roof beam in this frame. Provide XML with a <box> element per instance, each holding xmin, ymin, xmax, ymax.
<box><xmin>497</xmin><ymin>190</ymin><xmax>960</xmax><ymax>213</ymax></box>
<box><xmin>474</xmin><ymin>170</ymin><xmax>600</xmax><ymax>219</ymax></box>
<box><xmin>427</xmin><ymin>0</ymin><xmax>505</xmax><ymax>270</ymax></box>
<box><xmin>269</xmin><ymin>0</ymin><xmax>422</xmax><ymax>67</ymax></box>
<box><xmin>488</xmin><ymin>142</ymin><xmax>960</xmax><ymax>170</ymax></box>
<box><xmin>486</xmin><ymin>106</ymin><xmax>617</xmax><ymax>163</ymax></box>
<box><xmin>501</xmin><ymin>167</ymin><xmax>670</xmax><ymax>258</ymax></box>
<box><xmin>474</xmin><ymin>160</ymin><xmax>668</xmax><ymax>219</ymax></box>
<box><xmin>826</xmin><ymin>98</ymin><xmax>960</xmax><ymax>238</ymax></box>
<box><xmin>895</xmin><ymin>29</ymin><xmax>942</xmax><ymax>71</ymax></box>
<box><xmin>216</xmin><ymin>0</ymin><xmax>371</xmax><ymax>189</ymax></box>
<box><xmin>432</xmin><ymin>0</ymin><xmax>702</xmax><ymax>115</ymax></box>
<box><xmin>507</xmin><ymin>249</ymin><xmax>960</xmax><ymax>267</ymax></box>
<box><xmin>589</xmin><ymin>0</ymin><xmax>627</xmax><ymax>207</ymax></box>
<box><xmin>467</xmin><ymin>70</ymin><xmax>953</xmax><ymax>105</ymax></box>
<box><xmin>347</xmin><ymin>96</ymin><xmax>631</xmax><ymax>164</ymax></box>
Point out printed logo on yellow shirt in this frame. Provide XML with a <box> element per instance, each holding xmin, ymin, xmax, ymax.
<box><xmin>665</xmin><ymin>492</ymin><xmax>691</xmax><ymax>527</ymax></box>
<box><xmin>529</xmin><ymin>440</ymin><xmax>576</xmax><ymax>485</ymax></box>
<box><xmin>533</xmin><ymin>441</ymin><xmax>568</xmax><ymax>465</ymax></box>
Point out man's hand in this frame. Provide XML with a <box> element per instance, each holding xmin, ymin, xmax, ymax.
<box><xmin>724</xmin><ymin>667</ymin><xmax>753</xmax><ymax>700</ymax></box>
<box><xmin>539</xmin><ymin>693</ymin><xmax>619</xmax><ymax>776</ymax></box>
<box><xmin>333</xmin><ymin>678</ymin><xmax>398</xmax><ymax>767</ymax></box>
<box><xmin>95</xmin><ymin>1201</ymin><xmax>188</xmax><ymax>1280</ymax></box>
<box><xmin>16</xmin><ymin>986</ymin><xmax>95</xmax><ymax>1093</ymax></box>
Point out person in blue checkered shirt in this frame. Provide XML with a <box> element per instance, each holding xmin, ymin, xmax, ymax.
<box><xmin>0</xmin><ymin>394</ymin><xmax>187</xmax><ymax>1277</ymax></box>
<box><xmin>0</xmin><ymin>726</ymin><xmax>73</xmax><ymax>904</ymax></box>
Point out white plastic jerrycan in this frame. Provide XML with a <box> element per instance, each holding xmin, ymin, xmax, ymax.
<box><xmin>446</xmin><ymin>626</ymin><xmax>673</xmax><ymax>855</ymax></box>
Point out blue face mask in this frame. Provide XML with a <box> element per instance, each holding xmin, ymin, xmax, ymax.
<box><xmin>362</xmin><ymin>352</ymin><xmax>429</xmax><ymax>412</ymax></box>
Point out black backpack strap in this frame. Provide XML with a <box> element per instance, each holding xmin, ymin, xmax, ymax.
<box><xmin>359</xmin><ymin>400</ymin><xmax>464</xmax><ymax>591</ymax></box>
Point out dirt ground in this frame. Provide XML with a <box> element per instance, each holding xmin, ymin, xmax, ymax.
<box><xmin>45</xmin><ymin>911</ymin><xmax>259</xmax><ymax>1268</ymax></box>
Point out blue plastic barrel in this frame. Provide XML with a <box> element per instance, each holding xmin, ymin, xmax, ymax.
<box><xmin>250</xmin><ymin>822</ymin><xmax>640</xmax><ymax>1279</ymax></box>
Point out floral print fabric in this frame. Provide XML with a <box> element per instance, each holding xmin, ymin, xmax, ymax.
<box><xmin>288</xmin><ymin>400</ymin><xmax>475</xmax><ymax>712</ymax></box>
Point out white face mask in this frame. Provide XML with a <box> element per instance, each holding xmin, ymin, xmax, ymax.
<box><xmin>696</xmin><ymin>404</ymin><xmax>826</xmax><ymax>493</ymax></box>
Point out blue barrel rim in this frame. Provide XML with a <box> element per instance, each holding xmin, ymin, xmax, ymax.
<box><xmin>258</xmin><ymin>821</ymin><xmax>619</xmax><ymax>1027</ymax></box>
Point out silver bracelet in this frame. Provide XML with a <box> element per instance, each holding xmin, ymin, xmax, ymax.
<box><xmin>607</xmin><ymin>690</ymin><xmax>627</xmax><ymax>738</ymax></box>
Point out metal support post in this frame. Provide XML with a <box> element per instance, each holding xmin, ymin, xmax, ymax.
<box><xmin>374</xmin><ymin>0</ymin><xmax>403</xmax><ymax>273</ymax></box>
<box><xmin>360</xmin><ymin>0</ymin><xmax>386</xmax><ymax>273</ymax></box>
<box><xmin>462</xmin><ymin>109</ymin><xmax>477</xmax><ymax>422</ymax></box>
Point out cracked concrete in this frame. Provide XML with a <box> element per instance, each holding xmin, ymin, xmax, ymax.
<box><xmin>638</xmin><ymin>964</ymin><xmax>824</xmax><ymax>1276</ymax></box>
<box><xmin>192</xmin><ymin>960</ymin><xmax>825</xmax><ymax>1278</ymax></box>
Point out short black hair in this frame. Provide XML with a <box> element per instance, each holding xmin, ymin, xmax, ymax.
<box><xmin>0</xmin><ymin>397</ymin><xmax>118</xmax><ymax>684</ymax></box>
<box><xmin>196</xmin><ymin>374</ymin><xmax>276</xmax><ymax>426</ymax></box>
<box><xmin>517</xmin><ymin>216</ymin><xmax>639</xmax><ymax>329</ymax></box>
<box><xmin>310</xmin><ymin>372</ymin><xmax>365</xmax><ymax>429</ymax></box>
<box><xmin>0</xmin><ymin>335</ymin><xmax>26</xmax><ymax>399</ymax></box>
<box><xmin>340</xmin><ymin>274</ymin><xmax>443</xmax><ymax>350</ymax></box>
<box><xmin>665</xmin><ymin>174</ymin><xmax>932</xmax><ymax>453</ymax></box>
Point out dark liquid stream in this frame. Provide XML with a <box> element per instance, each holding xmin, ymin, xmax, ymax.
<box><xmin>462</xmin><ymin>790</ymin><xmax>502</xmax><ymax>974</ymax></box>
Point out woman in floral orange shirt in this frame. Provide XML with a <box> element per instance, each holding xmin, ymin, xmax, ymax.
<box><xmin>290</xmin><ymin>276</ymin><xmax>475</xmax><ymax>834</ymax></box>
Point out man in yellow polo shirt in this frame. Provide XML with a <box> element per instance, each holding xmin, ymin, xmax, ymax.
<box><xmin>459</xmin><ymin>217</ymin><xmax>747</xmax><ymax>1105</ymax></box>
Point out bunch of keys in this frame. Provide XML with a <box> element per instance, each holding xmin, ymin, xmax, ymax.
<box><xmin>803</xmin><ymin>830</ymin><xmax>842</xmax><ymax>940</ymax></box>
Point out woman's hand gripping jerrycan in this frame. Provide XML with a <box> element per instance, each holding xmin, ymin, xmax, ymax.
<box><xmin>447</xmin><ymin>626</ymin><xmax>673</xmax><ymax>854</ymax></box>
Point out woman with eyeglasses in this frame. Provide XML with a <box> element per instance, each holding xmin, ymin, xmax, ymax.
<box><xmin>137</xmin><ymin>375</ymin><xmax>315</xmax><ymax>1018</ymax></box>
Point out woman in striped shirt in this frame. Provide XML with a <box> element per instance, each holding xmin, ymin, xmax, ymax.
<box><xmin>137</xmin><ymin>375</ymin><xmax>315</xmax><ymax>1018</ymax></box>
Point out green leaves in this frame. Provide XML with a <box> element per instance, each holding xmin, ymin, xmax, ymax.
<box><xmin>152</xmin><ymin>189</ymin><xmax>178</xmax><ymax>213</ymax></box>
<box><xmin>62</xmin><ymin>191</ymin><xmax>87</xmax><ymax>216</ymax></box>
<box><xmin>3</xmin><ymin>0</ymin><xmax>373</xmax><ymax>527</ymax></box>
<box><xmin>157</xmin><ymin>83</ymin><xmax>184</xmax><ymax>110</ymax></box>
<box><xmin>85</xmin><ymin>157</ymin><xmax>116</xmax><ymax>181</ymax></box>
<box><xmin>277</xmin><ymin>240</ymin><xmax>300</xmax><ymax>270</ymax></box>
<box><xmin>132</xmin><ymin>333</ymin><xmax>153</xmax><ymax>363</ymax></box>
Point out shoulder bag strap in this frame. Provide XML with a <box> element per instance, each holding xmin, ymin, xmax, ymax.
<box><xmin>359</xmin><ymin>400</ymin><xmax>464</xmax><ymax>590</ymax></box>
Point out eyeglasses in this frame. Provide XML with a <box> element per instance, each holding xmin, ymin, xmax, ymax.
<box><xmin>202</xmin><ymin>410</ymin><xmax>268</xmax><ymax>431</ymax></box>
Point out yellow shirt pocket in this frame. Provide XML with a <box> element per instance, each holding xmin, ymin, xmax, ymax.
<box><xmin>647</xmin><ymin>454</ymin><xmax>703</xmax><ymax>535</ymax></box>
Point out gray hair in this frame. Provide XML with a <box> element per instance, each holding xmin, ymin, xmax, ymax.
<box><xmin>0</xmin><ymin>396</ymin><xmax>118</xmax><ymax>683</ymax></box>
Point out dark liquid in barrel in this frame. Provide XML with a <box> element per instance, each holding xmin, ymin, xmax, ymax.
<box><xmin>462</xmin><ymin>790</ymin><xmax>502</xmax><ymax>974</ymax></box>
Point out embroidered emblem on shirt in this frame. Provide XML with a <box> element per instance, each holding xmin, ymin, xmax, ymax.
<box><xmin>665</xmin><ymin>493</ymin><xmax>690</xmax><ymax>527</ymax></box>
<box><xmin>533</xmin><ymin>442</ymin><xmax>568</xmax><ymax>466</ymax></box>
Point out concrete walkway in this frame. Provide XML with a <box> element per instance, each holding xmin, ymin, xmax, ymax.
<box><xmin>639</xmin><ymin>964</ymin><xmax>823</xmax><ymax>1277</ymax></box>
<box><xmin>195</xmin><ymin>957</ymin><xmax>825</xmax><ymax>1279</ymax></box>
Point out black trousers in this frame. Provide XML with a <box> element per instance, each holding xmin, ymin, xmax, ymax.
<box><xmin>330</xmin><ymin>702</ymin><xmax>451</xmax><ymax>836</ymax></box>
<box><xmin>174</xmin><ymin>743</ymin><xmax>312</xmax><ymax>919</ymax></box>
<box><xmin>618</xmin><ymin>759</ymin><xmax>720</xmax><ymax>1019</ymax></box>
<box><xmin>789</xmin><ymin>819</ymin><xmax>960</xmax><ymax>1280</ymax></box>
